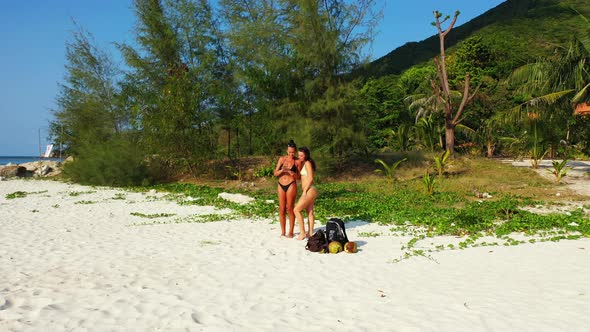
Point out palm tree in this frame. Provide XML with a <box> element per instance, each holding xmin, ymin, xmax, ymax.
<box><xmin>405</xmin><ymin>84</ymin><xmax>463</xmax><ymax>153</ymax></box>
<box><xmin>506</xmin><ymin>18</ymin><xmax>590</xmax><ymax>159</ymax></box>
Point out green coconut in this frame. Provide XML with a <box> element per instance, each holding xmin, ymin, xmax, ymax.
<box><xmin>328</xmin><ymin>241</ymin><xmax>343</xmax><ymax>254</ymax></box>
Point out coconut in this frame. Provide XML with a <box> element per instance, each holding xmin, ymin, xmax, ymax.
<box><xmin>344</xmin><ymin>241</ymin><xmax>357</xmax><ymax>253</ymax></box>
<box><xmin>328</xmin><ymin>241</ymin><xmax>343</xmax><ymax>254</ymax></box>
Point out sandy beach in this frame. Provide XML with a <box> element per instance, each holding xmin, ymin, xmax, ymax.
<box><xmin>1</xmin><ymin>178</ymin><xmax>589</xmax><ymax>331</ymax></box>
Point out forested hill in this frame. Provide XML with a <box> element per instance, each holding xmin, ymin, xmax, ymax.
<box><xmin>358</xmin><ymin>0</ymin><xmax>590</xmax><ymax>78</ymax></box>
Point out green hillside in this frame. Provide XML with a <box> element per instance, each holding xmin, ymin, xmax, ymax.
<box><xmin>359</xmin><ymin>0</ymin><xmax>590</xmax><ymax>78</ymax></box>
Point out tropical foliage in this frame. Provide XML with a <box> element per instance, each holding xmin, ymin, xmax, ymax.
<box><xmin>50</xmin><ymin>0</ymin><xmax>590</xmax><ymax>185</ymax></box>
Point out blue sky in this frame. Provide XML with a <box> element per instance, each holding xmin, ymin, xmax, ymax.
<box><xmin>0</xmin><ymin>0</ymin><xmax>504</xmax><ymax>156</ymax></box>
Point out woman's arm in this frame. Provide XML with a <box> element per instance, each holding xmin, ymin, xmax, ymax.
<box><xmin>273</xmin><ymin>157</ymin><xmax>285</xmax><ymax>178</ymax></box>
<box><xmin>302</xmin><ymin>161</ymin><xmax>314</xmax><ymax>194</ymax></box>
<box><xmin>294</xmin><ymin>159</ymin><xmax>302</xmax><ymax>180</ymax></box>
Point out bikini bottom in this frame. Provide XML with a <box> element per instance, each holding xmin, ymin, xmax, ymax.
<box><xmin>279</xmin><ymin>181</ymin><xmax>295</xmax><ymax>193</ymax></box>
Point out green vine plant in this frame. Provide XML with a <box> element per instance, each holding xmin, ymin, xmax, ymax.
<box><xmin>358</xmin><ymin>231</ymin><xmax>382</xmax><ymax>237</ymax></box>
<box><xmin>422</xmin><ymin>171</ymin><xmax>436</xmax><ymax>195</ymax></box>
<box><xmin>5</xmin><ymin>191</ymin><xmax>29</xmax><ymax>199</ymax></box>
<box><xmin>130</xmin><ymin>212</ymin><xmax>176</xmax><ymax>219</ymax></box>
<box><xmin>5</xmin><ymin>190</ymin><xmax>48</xmax><ymax>199</ymax></box>
<box><xmin>547</xmin><ymin>159</ymin><xmax>571</xmax><ymax>183</ymax></box>
<box><xmin>433</xmin><ymin>149</ymin><xmax>451</xmax><ymax>176</ymax></box>
<box><xmin>374</xmin><ymin>158</ymin><xmax>407</xmax><ymax>185</ymax></box>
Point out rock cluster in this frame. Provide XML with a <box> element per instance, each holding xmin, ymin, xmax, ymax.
<box><xmin>0</xmin><ymin>158</ymin><xmax>71</xmax><ymax>179</ymax></box>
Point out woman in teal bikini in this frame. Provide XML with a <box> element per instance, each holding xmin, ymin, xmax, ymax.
<box><xmin>294</xmin><ymin>147</ymin><xmax>318</xmax><ymax>240</ymax></box>
<box><xmin>273</xmin><ymin>140</ymin><xmax>301</xmax><ymax>238</ymax></box>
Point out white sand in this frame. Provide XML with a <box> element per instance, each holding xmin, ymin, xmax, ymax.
<box><xmin>1</xmin><ymin>179</ymin><xmax>589</xmax><ymax>331</ymax></box>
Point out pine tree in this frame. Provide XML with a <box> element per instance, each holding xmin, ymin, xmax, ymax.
<box><xmin>51</xmin><ymin>24</ymin><xmax>123</xmax><ymax>155</ymax></box>
<box><xmin>119</xmin><ymin>0</ymin><xmax>227</xmax><ymax>175</ymax></box>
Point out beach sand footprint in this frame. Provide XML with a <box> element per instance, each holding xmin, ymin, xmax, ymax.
<box><xmin>0</xmin><ymin>294</ymin><xmax>11</xmax><ymax>310</ymax></box>
<box><xmin>190</xmin><ymin>312</ymin><xmax>202</xmax><ymax>324</ymax></box>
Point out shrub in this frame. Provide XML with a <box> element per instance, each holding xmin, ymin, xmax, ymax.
<box><xmin>254</xmin><ymin>165</ymin><xmax>275</xmax><ymax>178</ymax></box>
<box><xmin>63</xmin><ymin>137</ymin><xmax>151</xmax><ymax>186</ymax></box>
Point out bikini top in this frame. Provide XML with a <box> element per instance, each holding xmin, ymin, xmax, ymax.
<box><xmin>279</xmin><ymin>161</ymin><xmax>298</xmax><ymax>173</ymax></box>
<box><xmin>300</xmin><ymin>163</ymin><xmax>308</xmax><ymax>176</ymax></box>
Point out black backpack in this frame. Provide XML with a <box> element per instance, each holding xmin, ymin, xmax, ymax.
<box><xmin>306</xmin><ymin>229</ymin><xmax>328</xmax><ymax>253</ymax></box>
<box><xmin>325</xmin><ymin>218</ymin><xmax>349</xmax><ymax>245</ymax></box>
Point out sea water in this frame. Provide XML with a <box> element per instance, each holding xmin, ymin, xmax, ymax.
<box><xmin>0</xmin><ymin>156</ymin><xmax>65</xmax><ymax>166</ymax></box>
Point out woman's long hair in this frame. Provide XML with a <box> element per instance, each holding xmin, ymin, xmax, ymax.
<box><xmin>299</xmin><ymin>147</ymin><xmax>316</xmax><ymax>171</ymax></box>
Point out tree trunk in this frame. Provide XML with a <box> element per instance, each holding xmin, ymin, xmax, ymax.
<box><xmin>433</xmin><ymin>11</ymin><xmax>477</xmax><ymax>158</ymax></box>
<box><xmin>248</xmin><ymin>110</ymin><xmax>253</xmax><ymax>155</ymax></box>
<box><xmin>236</xmin><ymin>127</ymin><xmax>240</xmax><ymax>158</ymax></box>
<box><xmin>444</xmin><ymin>104</ymin><xmax>455</xmax><ymax>154</ymax></box>
<box><xmin>227</xmin><ymin>129</ymin><xmax>231</xmax><ymax>159</ymax></box>
<box><xmin>445</xmin><ymin>122</ymin><xmax>455</xmax><ymax>155</ymax></box>
<box><xmin>486</xmin><ymin>142</ymin><xmax>495</xmax><ymax>158</ymax></box>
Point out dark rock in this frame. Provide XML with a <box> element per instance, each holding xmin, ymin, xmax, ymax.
<box><xmin>0</xmin><ymin>166</ymin><xmax>27</xmax><ymax>178</ymax></box>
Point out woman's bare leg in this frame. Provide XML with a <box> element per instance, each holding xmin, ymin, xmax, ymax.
<box><xmin>305</xmin><ymin>188</ymin><xmax>318</xmax><ymax>237</ymax></box>
<box><xmin>294</xmin><ymin>196</ymin><xmax>309</xmax><ymax>240</ymax></box>
<box><xmin>286</xmin><ymin>183</ymin><xmax>298</xmax><ymax>238</ymax></box>
<box><xmin>277</xmin><ymin>185</ymin><xmax>287</xmax><ymax>237</ymax></box>
<box><xmin>307</xmin><ymin>203</ymin><xmax>315</xmax><ymax>237</ymax></box>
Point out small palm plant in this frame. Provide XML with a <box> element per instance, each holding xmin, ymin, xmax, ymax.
<box><xmin>530</xmin><ymin>124</ymin><xmax>548</xmax><ymax>169</ymax></box>
<box><xmin>391</xmin><ymin>124</ymin><xmax>412</xmax><ymax>151</ymax></box>
<box><xmin>374</xmin><ymin>158</ymin><xmax>407</xmax><ymax>184</ymax></box>
<box><xmin>422</xmin><ymin>171</ymin><xmax>436</xmax><ymax>195</ymax></box>
<box><xmin>433</xmin><ymin>149</ymin><xmax>451</xmax><ymax>177</ymax></box>
<box><xmin>547</xmin><ymin>159</ymin><xmax>571</xmax><ymax>183</ymax></box>
<box><xmin>531</xmin><ymin>146</ymin><xmax>549</xmax><ymax>169</ymax></box>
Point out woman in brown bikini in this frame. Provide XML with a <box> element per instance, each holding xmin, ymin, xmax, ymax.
<box><xmin>273</xmin><ymin>140</ymin><xmax>301</xmax><ymax>238</ymax></box>
<box><xmin>294</xmin><ymin>147</ymin><xmax>318</xmax><ymax>240</ymax></box>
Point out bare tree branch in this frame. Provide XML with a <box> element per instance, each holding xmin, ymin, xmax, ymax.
<box><xmin>453</xmin><ymin>74</ymin><xmax>471</xmax><ymax>125</ymax></box>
